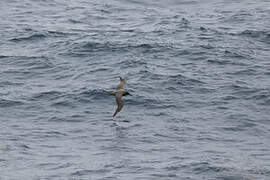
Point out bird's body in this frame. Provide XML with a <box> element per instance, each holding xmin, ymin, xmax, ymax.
<box><xmin>111</xmin><ymin>77</ymin><xmax>131</xmax><ymax>117</ymax></box>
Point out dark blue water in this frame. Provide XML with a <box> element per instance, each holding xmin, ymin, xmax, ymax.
<box><xmin>1</xmin><ymin>0</ymin><xmax>270</xmax><ymax>179</ymax></box>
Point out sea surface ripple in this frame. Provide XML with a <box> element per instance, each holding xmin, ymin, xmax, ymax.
<box><xmin>1</xmin><ymin>0</ymin><xmax>270</xmax><ymax>179</ymax></box>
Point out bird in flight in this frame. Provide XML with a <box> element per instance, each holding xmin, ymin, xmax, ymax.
<box><xmin>110</xmin><ymin>77</ymin><xmax>131</xmax><ymax>117</ymax></box>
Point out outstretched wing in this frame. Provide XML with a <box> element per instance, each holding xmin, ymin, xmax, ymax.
<box><xmin>113</xmin><ymin>93</ymin><xmax>124</xmax><ymax>117</ymax></box>
<box><xmin>116</xmin><ymin>77</ymin><xmax>126</xmax><ymax>90</ymax></box>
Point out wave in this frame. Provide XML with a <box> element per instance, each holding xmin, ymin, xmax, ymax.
<box><xmin>0</xmin><ymin>55</ymin><xmax>54</xmax><ymax>70</ymax></box>
<box><xmin>71</xmin><ymin>169</ymin><xmax>110</xmax><ymax>177</ymax></box>
<box><xmin>168</xmin><ymin>74</ymin><xmax>205</xmax><ymax>87</ymax></box>
<box><xmin>223</xmin><ymin>83</ymin><xmax>270</xmax><ymax>105</ymax></box>
<box><xmin>226</xmin><ymin>68</ymin><xmax>257</xmax><ymax>76</ymax></box>
<box><xmin>224</xmin><ymin>11</ymin><xmax>253</xmax><ymax>23</ymax></box>
<box><xmin>0</xmin><ymin>99</ymin><xmax>24</xmax><ymax>107</ymax></box>
<box><xmin>30</xmin><ymin>89</ymin><xmax>113</xmax><ymax>108</ymax></box>
<box><xmin>248</xmin><ymin>89</ymin><xmax>270</xmax><ymax>105</ymax></box>
<box><xmin>50</xmin><ymin>100</ymin><xmax>75</xmax><ymax>108</ymax></box>
<box><xmin>207</xmin><ymin>59</ymin><xmax>248</xmax><ymax>66</ymax></box>
<box><xmin>191</xmin><ymin>161</ymin><xmax>227</xmax><ymax>174</ymax></box>
<box><xmin>223</xmin><ymin>50</ymin><xmax>251</xmax><ymax>59</ymax></box>
<box><xmin>78</xmin><ymin>89</ymin><xmax>110</xmax><ymax>101</ymax></box>
<box><xmin>0</xmin><ymin>55</ymin><xmax>9</xmax><ymax>59</ymax></box>
<box><xmin>239</xmin><ymin>29</ymin><xmax>270</xmax><ymax>38</ymax></box>
<box><xmin>236</xmin><ymin>29</ymin><xmax>270</xmax><ymax>44</ymax></box>
<box><xmin>10</xmin><ymin>33</ymin><xmax>47</xmax><ymax>42</ymax></box>
<box><xmin>125</xmin><ymin>96</ymin><xmax>172</xmax><ymax>109</ymax></box>
<box><xmin>66</xmin><ymin>41</ymin><xmax>173</xmax><ymax>56</ymax></box>
<box><xmin>47</xmin><ymin>30</ymin><xmax>75</xmax><ymax>37</ymax></box>
<box><xmin>0</xmin><ymin>81</ymin><xmax>24</xmax><ymax>87</ymax></box>
<box><xmin>9</xmin><ymin>29</ymin><xmax>73</xmax><ymax>42</ymax></box>
<box><xmin>48</xmin><ymin>115</ymin><xmax>85</xmax><ymax>123</ymax></box>
<box><xmin>118</xmin><ymin>58</ymin><xmax>147</xmax><ymax>69</ymax></box>
<box><xmin>31</xmin><ymin>91</ymin><xmax>63</xmax><ymax>101</ymax></box>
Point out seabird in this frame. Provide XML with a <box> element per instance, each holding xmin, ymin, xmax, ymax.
<box><xmin>110</xmin><ymin>76</ymin><xmax>131</xmax><ymax>117</ymax></box>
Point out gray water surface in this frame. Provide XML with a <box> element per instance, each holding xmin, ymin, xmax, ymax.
<box><xmin>1</xmin><ymin>0</ymin><xmax>270</xmax><ymax>179</ymax></box>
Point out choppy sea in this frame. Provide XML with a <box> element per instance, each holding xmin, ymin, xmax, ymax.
<box><xmin>1</xmin><ymin>0</ymin><xmax>270</xmax><ymax>179</ymax></box>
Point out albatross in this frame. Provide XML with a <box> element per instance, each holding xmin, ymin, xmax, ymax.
<box><xmin>110</xmin><ymin>76</ymin><xmax>131</xmax><ymax>117</ymax></box>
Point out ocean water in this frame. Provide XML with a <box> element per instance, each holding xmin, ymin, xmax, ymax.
<box><xmin>1</xmin><ymin>0</ymin><xmax>270</xmax><ymax>179</ymax></box>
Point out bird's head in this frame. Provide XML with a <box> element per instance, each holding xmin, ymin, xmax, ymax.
<box><xmin>119</xmin><ymin>76</ymin><xmax>126</xmax><ymax>83</ymax></box>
